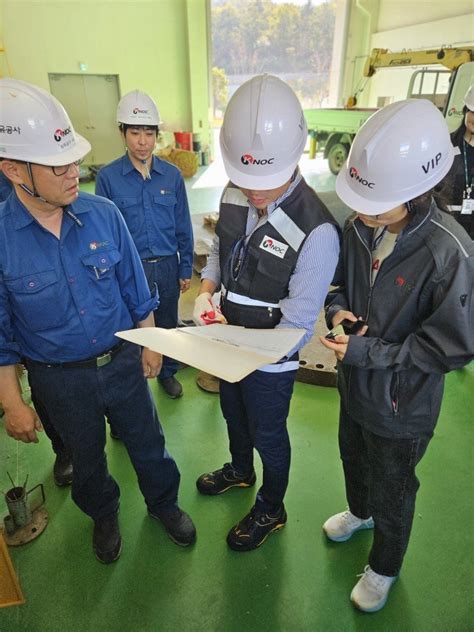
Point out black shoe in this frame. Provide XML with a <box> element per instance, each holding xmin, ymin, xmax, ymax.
<box><xmin>196</xmin><ymin>463</ymin><xmax>256</xmax><ymax>496</ymax></box>
<box><xmin>53</xmin><ymin>452</ymin><xmax>73</xmax><ymax>487</ymax></box>
<box><xmin>148</xmin><ymin>507</ymin><xmax>196</xmax><ymax>547</ymax></box>
<box><xmin>93</xmin><ymin>513</ymin><xmax>122</xmax><ymax>564</ymax></box>
<box><xmin>227</xmin><ymin>505</ymin><xmax>287</xmax><ymax>552</ymax></box>
<box><xmin>160</xmin><ymin>376</ymin><xmax>183</xmax><ymax>399</ymax></box>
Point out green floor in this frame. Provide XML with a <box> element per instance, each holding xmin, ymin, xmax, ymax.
<box><xmin>1</xmin><ymin>160</ymin><xmax>473</xmax><ymax>630</ymax></box>
<box><xmin>1</xmin><ymin>365</ymin><xmax>473</xmax><ymax>631</ymax></box>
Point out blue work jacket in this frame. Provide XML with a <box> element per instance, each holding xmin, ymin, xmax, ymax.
<box><xmin>0</xmin><ymin>191</ymin><xmax>157</xmax><ymax>365</ymax></box>
<box><xmin>95</xmin><ymin>154</ymin><xmax>194</xmax><ymax>279</ymax></box>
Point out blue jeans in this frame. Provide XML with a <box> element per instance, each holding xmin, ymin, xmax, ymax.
<box><xmin>220</xmin><ymin>368</ymin><xmax>297</xmax><ymax>514</ymax></box>
<box><xmin>142</xmin><ymin>255</ymin><xmax>180</xmax><ymax>380</ymax></box>
<box><xmin>339</xmin><ymin>408</ymin><xmax>432</xmax><ymax>576</ymax></box>
<box><xmin>26</xmin><ymin>342</ymin><xmax>180</xmax><ymax>521</ymax></box>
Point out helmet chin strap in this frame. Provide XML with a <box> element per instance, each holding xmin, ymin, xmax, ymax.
<box><xmin>18</xmin><ymin>162</ymin><xmax>49</xmax><ymax>204</ymax></box>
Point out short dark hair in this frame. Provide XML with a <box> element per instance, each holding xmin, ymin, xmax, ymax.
<box><xmin>119</xmin><ymin>123</ymin><xmax>159</xmax><ymax>134</ymax></box>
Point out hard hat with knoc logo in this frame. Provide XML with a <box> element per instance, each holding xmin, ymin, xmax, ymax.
<box><xmin>463</xmin><ymin>84</ymin><xmax>474</xmax><ymax>112</ymax></box>
<box><xmin>219</xmin><ymin>74</ymin><xmax>307</xmax><ymax>189</ymax></box>
<box><xmin>117</xmin><ymin>90</ymin><xmax>161</xmax><ymax>126</ymax></box>
<box><xmin>335</xmin><ymin>99</ymin><xmax>455</xmax><ymax>215</ymax></box>
<box><xmin>0</xmin><ymin>78</ymin><xmax>91</xmax><ymax>165</ymax></box>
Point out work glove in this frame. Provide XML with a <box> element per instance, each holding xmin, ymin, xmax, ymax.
<box><xmin>193</xmin><ymin>292</ymin><xmax>227</xmax><ymax>326</ymax></box>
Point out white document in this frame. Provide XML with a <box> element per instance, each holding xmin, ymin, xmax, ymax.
<box><xmin>115</xmin><ymin>325</ymin><xmax>304</xmax><ymax>383</ymax></box>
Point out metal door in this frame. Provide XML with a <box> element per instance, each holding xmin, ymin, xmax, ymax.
<box><xmin>49</xmin><ymin>74</ymin><xmax>124</xmax><ymax>165</ymax></box>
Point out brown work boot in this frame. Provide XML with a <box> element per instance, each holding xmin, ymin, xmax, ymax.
<box><xmin>196</xmin><ymin>371</ymin><xmax>219</xmax><ymax>394</ymax></box>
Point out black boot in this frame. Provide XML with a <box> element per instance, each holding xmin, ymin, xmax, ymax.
<box><xmin>53</xmin><ymin>452</ymin><xmax>73</xmax><ymax>487</ymax></box>
<box><xmin>148</xmin><ymin>507</ymin><xmax>196</xmax><ymax>546</ymax></box>
<box><xmin>93</xmin><ymin>513</ymin><xmax>122</xmax><ymax>564</ymax></box>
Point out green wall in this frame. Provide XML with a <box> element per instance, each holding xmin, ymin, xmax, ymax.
<box><xmin>0</xmin><ymin>0</ymin><xmax>210</xmax><ymax>146</ymax></box>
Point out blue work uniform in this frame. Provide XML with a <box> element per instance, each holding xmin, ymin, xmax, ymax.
<box><xmin>0</xmin><ymin>191</ymin><xmax>181</xmax><ymax>521</ymax></box>
<box><xmin>0</xmin><ymin>171</ymin><xmax>12</xmax><ymax>201</ymax></box>
<box><xmin>0</xmin><ymin>172</ymin><xmax>67</xmax><ymax>455</ymax></box>
<box><xmin>95</xmin><ymin>154</ymin><xmax>194</xmax><ymax>380</ymax></box>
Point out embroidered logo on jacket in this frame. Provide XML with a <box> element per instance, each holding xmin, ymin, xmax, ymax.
<box><xmin>259</xmin><ymin>236</ymin><xmax>288</xmax><ymax>258</ymax></box>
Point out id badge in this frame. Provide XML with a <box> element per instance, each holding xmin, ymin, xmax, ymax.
<box><xmin>461</xmin><ymin>199</ymin><xmax>474</xmax><ymax>215</ymax></box>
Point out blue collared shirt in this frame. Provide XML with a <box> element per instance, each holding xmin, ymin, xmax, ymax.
<box><xmin>0</xmin><ymin>191</ymin><xmax>157</xmax><ymax>365</ymax></box>
<box><xmin>95</xmin><ymin>154</ymin><xmax>194</xmax><ymax>279</ymax></box>
<box><xmin>0</xmin><ymin>171</ymin><xmax>12</xmax><ymax>202</ymax></box>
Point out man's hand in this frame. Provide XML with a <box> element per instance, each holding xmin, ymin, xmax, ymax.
<box><xmin>180</xmin><ymin>278</ymin><xmax>191</xmax><ymax>293</ymax></box>
<box><xmin>5</xmin><ymin>402</ymin><xmax>43</xmax><ymax>443</ymax></box>
<box><xmin>193</xmin><ymin>292</ymin><xmax>227</xmax><ymax>326</ymax></box>
<box><xmin>320</xmin><ymin>333</ymin><xmax>350</xmax><ymax>361</ymax></box>
<box><xmin>141</xmin><ymin>348</ymin><xmax>163</xmax><ymax>379</ymax></box>
<box><xmin>331</xmin><ymin>309</ymin><xmax>358</xmax><ymax>328</ymax></box>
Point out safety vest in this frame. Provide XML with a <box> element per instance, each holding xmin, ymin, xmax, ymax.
<box><xmin>216</xmin><ymin>179</ymin><xmax>337</xmax><ymax>328</ymax></box>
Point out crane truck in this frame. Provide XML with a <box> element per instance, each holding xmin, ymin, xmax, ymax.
<box><xmin>304</xmin><ymin>46</ymin><xmax>474</xmax><ymax>174</ymax></box>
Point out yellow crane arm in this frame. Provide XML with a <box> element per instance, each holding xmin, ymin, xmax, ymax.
<box><xmin>364</xmin><ymin>47</ymin><xmax>474</xmax><ymax>76</ymax></box>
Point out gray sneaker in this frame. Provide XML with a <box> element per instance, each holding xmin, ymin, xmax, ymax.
<box><xmin>323</xmin><ymin>510</ymin><xmax>374</xmax><ymax>542</ymax></box>
<box><xmin>351</xmin><ymin>565</ymin><xmax>397</xmax><ymax>612</ymax></box>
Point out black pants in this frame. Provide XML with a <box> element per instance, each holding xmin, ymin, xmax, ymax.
<box><xmin>339</xmin><ymin>408</ymin><xmax>432</xmax><ymax>576</ymax></box>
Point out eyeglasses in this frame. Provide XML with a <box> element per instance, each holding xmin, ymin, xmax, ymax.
<box><xmin>51</xmin><ymin>159</ymin><xmax>84</xmax><ymax>177</ymax></box>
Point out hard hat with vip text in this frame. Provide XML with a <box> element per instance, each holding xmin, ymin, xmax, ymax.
<box><xmin>336</xmin><ymin>99</ymin><xmax>454</xmax><ymax>215</ymax></box>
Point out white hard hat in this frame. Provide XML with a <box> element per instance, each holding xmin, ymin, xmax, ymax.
<box><xmin>463</xmin><ymin>84</ymin><xmax>474</xmax><ymax>111</ymax></box>
<box><xmin>117</xmin><ymin>90</ymin><xmax>161</xmax><ymax>126</ymax></box>
<box><xmin>219</xmin><ymin>74</ymin><xmax>307</xmax><ymax>189</ymax></box>
<box><xmin>0</xmin><ymin>78</ymin><xmax>90</xmax><ymax>165</ymax></box>
<box><xmin>336</xmin><ymin>99</ymin><xmax>454</xmax><ymax>216</ymax></box>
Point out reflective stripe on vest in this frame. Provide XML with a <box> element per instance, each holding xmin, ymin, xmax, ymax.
<box><xmin>223</xmin><ymin>286</ymin><xmax>280</xmax><ymax>309</ymax></box>
<box><xmin>268</xmin><ymin>206</ymin><xmax>306</xmax><ymax>252</ymax></box>
<box><xmin>221</xmin><ymin>187</ymin><xmax>248</xmax><ymax>207</ymax></box>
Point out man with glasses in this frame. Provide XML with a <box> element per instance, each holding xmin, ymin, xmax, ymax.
<box><xmin>0</xmin><ymin>159</ymin><xmax>74</xmax><ymax>487</ymax></box>
<box><xmin>0</xmin><ymin>79</ymin><xmax>196</xmax><ymax>563</ymax></box>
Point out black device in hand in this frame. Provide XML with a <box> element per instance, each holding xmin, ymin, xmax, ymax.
<box><xmin>325</xmin><ymin>319</ymin><xmax>366</xmax><ymax>340</ymax></box>
<box><xmin>341</xmin><ymin>318</ymin><xmax>366</xmax><ymax>334</ymax></box>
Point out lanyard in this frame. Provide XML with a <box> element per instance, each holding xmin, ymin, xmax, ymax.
<box><xmin>463</xmin><ymin>139</ymin><xmax>473</xmax><ymax>198</ymax></box>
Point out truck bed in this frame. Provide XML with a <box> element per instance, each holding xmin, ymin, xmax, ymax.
<box><xmin>304</xmin><ymin>107</ymin><xmax>377</xmax><ymax>134</ymax></box>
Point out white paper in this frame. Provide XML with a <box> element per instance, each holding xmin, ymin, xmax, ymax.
<box><xmin>115</xmin><ymin>325</ymin><xmax>304</xmax><ymax>383</ymax></box>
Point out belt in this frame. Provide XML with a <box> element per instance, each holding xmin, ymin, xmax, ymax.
<box><xmin>142</xmin><ymin>256</ymin><xmax>168</xmax><ymax>263</ymax></box>
<box><xmin>26</xmin><ymin>341</ymin><xmax>125</xmax><ymax>370</ymax></box>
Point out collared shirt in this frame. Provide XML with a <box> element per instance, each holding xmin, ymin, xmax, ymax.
<box><xmin>0</xmin><ymin>171</ymin><xmax>12</xmax><ymax>202</ymax></box>
<box><xmin>0</xmin><ymin>191</ymin><xmax>157</xmax><ymax>365</ymax></box>
<box><xmin>95</xmin><ymin>154</ymin><xmax>194</xmax><ymax>279</ymax></box>
<box><xmin>202</xmin><ymin>175</ymin><xmax>340</xmax><ymax>355</ymax></box>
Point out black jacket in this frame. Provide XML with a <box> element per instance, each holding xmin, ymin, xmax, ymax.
<box><xmin>326</xmin><ymin>202</ymin><xmax>474</xmax><ymax>438</ymax></box>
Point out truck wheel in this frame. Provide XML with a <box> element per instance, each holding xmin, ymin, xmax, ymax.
<box><xmin>327</xmin><ymin>143</ymin><xmax>348</xmax><ymax>175</ymax></box>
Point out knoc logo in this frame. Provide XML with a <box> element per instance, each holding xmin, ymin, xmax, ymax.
<box><xmin>54</xmin><ymin>127</ymin><xmax>71</xmax><ymax>142</ymax></box>
<box><xmin>133</xmin><ymin>107</ymin><xmax>148</xmax><ymax>114</ymax></box>
<box><xmin>349</xmin><ymin>166</ymin><xmax>375</xmax><ymax>189</ymax></box>
<box><xmin>259</xmin><ymin>235</ymin><xmax>288</xmax><ymax>259</ymax></box>
<box><xmin>241</xmin><ymin>154</ymin><xmax>274</xmax><ymax>166</ymax></box>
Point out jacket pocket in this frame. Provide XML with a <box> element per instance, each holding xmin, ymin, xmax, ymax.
<box><xmin>112</xmin><ymin>196</ymin><xmax>141</xmax><ymax>232</ymax></box>
<box><xmin>5</xmin><ymin>269</ymin><xmax>66</xmax><ymax>332</ymax></box>
<box><xmin>151</xmin><ymin>193</ymin><xmax>177</xmax><ymax>230</ymax></box>
<box><xmin>81</xmin><ymin>248</ymin><xmax>122</xmax><ymax>308</ymax></box>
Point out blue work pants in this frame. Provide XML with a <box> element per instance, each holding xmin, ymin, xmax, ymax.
<box><xmin>142</xmin><ymin>255</ymin><xmax>180</xmax><ymax>380</ymax></box>
<box><xmin>26</xmin><ymin>342</ymin><xmax>180</xmax><ymax>521</ymax></box>
<box><xmin>220</xmin><ymin>368</ymin><xmax>297</xmax><ymax>514</ymax></box>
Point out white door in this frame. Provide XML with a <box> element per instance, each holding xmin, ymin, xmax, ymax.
<box><xmin>49</xmin><ymin>73</ymin><xmax>124</xmax><ymax>165</ymax></box>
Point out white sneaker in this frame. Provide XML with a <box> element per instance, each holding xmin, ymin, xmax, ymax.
<box><xmin>322</xmin><ymin>510</ymin><xmax>374</xmax><ymax>542</ymax></box>
<box><xmin>350</xmin><ymin>565</ymin><xmax>397</xmax><ymax>613</ymax></box>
